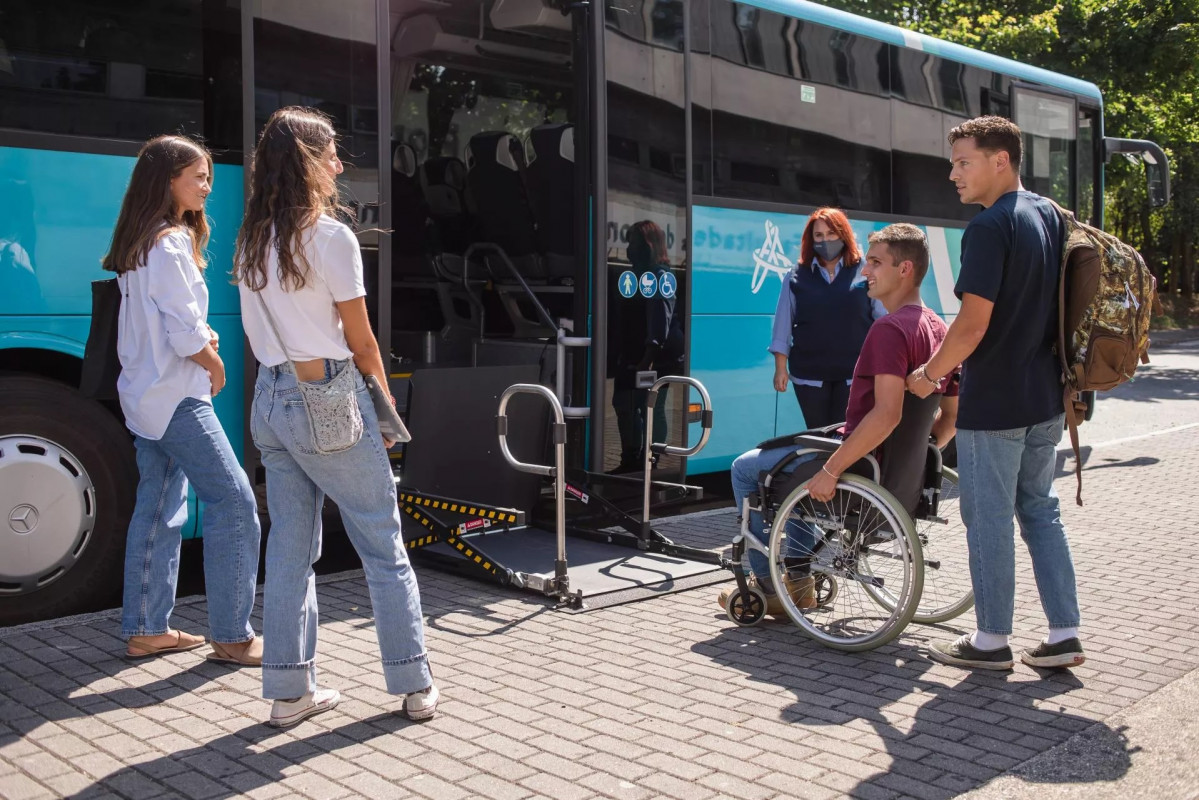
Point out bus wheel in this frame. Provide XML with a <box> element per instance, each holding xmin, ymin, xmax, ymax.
<box><xmin>0</xmin><ymin>375</ymin><xmax>137</xmax><ymax>625</ymax></box>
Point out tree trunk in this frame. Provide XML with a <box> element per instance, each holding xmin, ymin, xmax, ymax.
<box><xmin>1139</xmin><ymin>208</ymin><xmax>1154</xmax><ymax>268</ymax></box>
<box><xmin>1183</xmin><ymin>237</ymin><xmax>1195</xmax><ymax>300</ymax></box>
<box><xmin>1168</xmin><ymin>228</ymin><xmax>1183</xmax><ymax>294</ymax></box>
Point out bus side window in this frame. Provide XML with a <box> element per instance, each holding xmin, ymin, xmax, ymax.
<box><xmin>1014</xmin><ymin>88</ymin><xmax>1078</xmax><ymax>210</ymax></box>
<box><xmin>0</xmin><ymin>0</ymin><xmax>240</xmax><ymax>152</ymax></box>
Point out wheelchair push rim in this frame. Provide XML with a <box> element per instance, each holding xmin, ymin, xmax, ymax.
<box><xmin>768</xmin><ymin>474</ymin><xmax>924</xmax><ymax>652</ymax></box>
<box><xmin>910</xmin><ymin>466</ymin><xmax>974</xmax><ymax>624</ymax></box>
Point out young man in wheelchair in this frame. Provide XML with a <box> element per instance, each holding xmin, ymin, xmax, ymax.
<box><xmin>720</xmin><ymin>223</ymin><xmax>960</xmax><ymax>617</ymax></box>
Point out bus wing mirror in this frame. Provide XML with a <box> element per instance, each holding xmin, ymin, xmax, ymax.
<box><xmin>1104</xmin><ymin>137</ymin><xmax>1171</xmax><ymax>208</ymax></box>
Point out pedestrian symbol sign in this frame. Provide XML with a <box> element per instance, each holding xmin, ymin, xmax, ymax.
<box><xmin>659</xmin><ymin>272</ymin><xmax>677</xmax><ymax>299</ymax></box>
<box><xmin>639</xmin><ymin>272</ymin><xmax>658</xmax><ymax>298</ymax></box>
<box><xmin>618</xmin><ymin>270</ymin><xmax>637</xmax><ymax>298</ymax></box>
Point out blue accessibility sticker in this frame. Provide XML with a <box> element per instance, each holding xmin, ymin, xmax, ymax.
<box><xmin>639</xmin><ymin>271</ymin><xmax>658</xmax><ymax>298</ymax></box>
<box><xmin>658</xmin><ymin>271</ymin><xmax>677</xmax><ymax>299</ymax></box>
<box><xmin>618</xmin><ymin>270</ymin><xmax>637</xmax><ymax>298</ymax></box>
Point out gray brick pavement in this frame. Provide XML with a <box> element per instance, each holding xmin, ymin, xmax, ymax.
<box><xmin>3</xmin><ymin>427</ymin><xmax>1199</xmax><ymax>799</ymax></box>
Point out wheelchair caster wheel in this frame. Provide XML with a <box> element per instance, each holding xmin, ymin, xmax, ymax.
<box><xmin>814</xmin><ymin>573</ymin><xmax>837</xmax><ymax>607</ymax></box>
<box><xmin>726</xmin><ymin>587</ymin><xmax>768</xmax><ymax>626</ymax></box>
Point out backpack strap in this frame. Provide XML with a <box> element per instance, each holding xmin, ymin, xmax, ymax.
<box><xmin>1045</xmin><ymin>198</ymin><xmax>1085</xmax><ymax>507</ymax></box>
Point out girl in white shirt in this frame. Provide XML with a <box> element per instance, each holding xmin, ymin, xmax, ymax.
<box><xmin>234</xmin><ymin>107</ymin><xmax>437</xmax><ymax>728</ymax></box>
<box><xmin>104</xmin><ymin>135</ymin><xmax>261</xmax><ymax>665</ymax></box>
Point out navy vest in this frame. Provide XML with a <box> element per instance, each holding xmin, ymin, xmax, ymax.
<box><xmin>788</xmin><ymin>260</ymin><xmax>873</xmax><ymax>382</ymax></box>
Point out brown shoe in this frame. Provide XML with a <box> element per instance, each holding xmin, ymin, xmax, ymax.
<box><xmin>718</xmin><ymin>574</ymin><xmax>816</xmax><ymax>617</ymax></box>
<box><xmin>126</xmin><ymin>630</ymin><xmax>207</xmax><ymax>659</ymax></box>
<box><xmin>781</xmin><ymin>574</ymin><xmax>818</xmax><ymax>612</ymax></box>
<box><xmin>207</xmin><ymin>636</ymin><xmax>263</xmax><ymax>667</ymax></box>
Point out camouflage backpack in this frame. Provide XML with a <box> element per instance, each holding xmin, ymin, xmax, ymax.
<box><xmin>1050</xmin><ymin>199</ymin><xmax>1160</xmax><ymax>505</ymax></box>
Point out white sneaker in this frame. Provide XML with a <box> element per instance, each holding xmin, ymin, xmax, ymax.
<box><xmin>268</xmin><ymin>688</ymin><xmax>340</xmax><ymax>728</ymax></box>
<box><xmin>404</xmin><ymin>684</ymin><xmax>439</xmax><ymax>721</ymax></box>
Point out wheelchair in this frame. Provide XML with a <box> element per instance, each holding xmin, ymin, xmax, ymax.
<box><xmin>724</xmin><ymin>393</ymin><xmax>974</xmax><ymax>652</ymax></box>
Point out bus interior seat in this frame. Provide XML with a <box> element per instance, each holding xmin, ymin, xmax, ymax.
<box><xmin>419</xmin><ymin>156</ymin><xmax>473</xmax><ymax>264</ymax></box>
<box><xmin>465</xmin><ymin>131</ymin><xmax>545</xmax><ymax>281</ymax></box>
<box><xmin>525</xmin><ymin>123</ymin><xmax>575</xmax><ymax>283</ymax></box>
<box><xmin>391</xmin><ymin>143</ymin><xmax>431</xmax><ymax>279</ymax></box>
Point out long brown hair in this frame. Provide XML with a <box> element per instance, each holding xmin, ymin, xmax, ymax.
<box><xmin>627</xmin><ymin>220</ymin><xmax>669</xmax><ymax>266</ymax></box>
<box><xmin>234</xmin><ymin>106</ymin><xmax>348</xmax><ymax>292</ymax></box>
<box><xmin>798</xmin><ymin>207</ymin><xmax>861</xmax><ymax>269</ymax></box>
<box><xmin>101</xmin><ymin>135</ymin><xmax>212</xmax><ymax>274</ymax></box>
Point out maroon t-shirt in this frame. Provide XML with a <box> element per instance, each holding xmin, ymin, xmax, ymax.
<box><xmin>842</xmin><ymin>305</ymin><xmax>959</xmax><ymax>437</ymax></box>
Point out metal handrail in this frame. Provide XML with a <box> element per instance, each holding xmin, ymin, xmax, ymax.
<box><xmin>641</xmin><ymin>375</ymin><xmax>714</xmax><ymax>539</ymax></box>
<box><xmin>496</xmin><ymin>383</ymin><xmax>569</xmax><ymax>600</ymax></box>
<box><xmin>463</xmin><ymin>242</ymin><xmax>558</xmax><ymax>333</ymax></box>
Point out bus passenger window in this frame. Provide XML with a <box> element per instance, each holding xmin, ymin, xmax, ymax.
<box><xmin>1014</xmin><ymin>89</ymin><xmax>1078</xmax><ymax>209</ymax></box>
<box><xmin>0</xmin><ymin>1</ymin><xmax>240</xmax><ymax>152</ymax></box>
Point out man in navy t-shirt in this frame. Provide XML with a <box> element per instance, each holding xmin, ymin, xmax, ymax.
<box><xmin>907</xmin><ymin>116</ymin><xmax>1083</xmax><ymax>672</ymax></box>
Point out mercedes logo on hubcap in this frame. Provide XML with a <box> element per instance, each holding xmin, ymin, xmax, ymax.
<box><xmin>8</xmin><ymin>504</ymin><xmax>39</xmax><ymax>534</ymax></box>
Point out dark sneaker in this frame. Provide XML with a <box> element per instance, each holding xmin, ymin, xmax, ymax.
<box><xmin>1021</xmin><ymin>638</ymin><xmax>1086</xmax><ymax>669</ymax></box>
<box><xmin>928</xmin><ymin>634</ymin><xmax>1014</xmax><ymax>670</ymax></box>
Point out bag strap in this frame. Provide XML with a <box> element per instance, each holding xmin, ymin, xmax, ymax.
<box><xmin>253</xmin><ymin>290</ymin><xmax>300</xmax><ymax>374</ymax></box>
<box><xmin>1062</xmin><ymin>386</ymin><xmax>1084</xmax><ymax>507</ymax></box>
<box><xmin>1043</xmin><ymin>198</ymin><xmax>1084</xmax><ymax>506</ymax></box>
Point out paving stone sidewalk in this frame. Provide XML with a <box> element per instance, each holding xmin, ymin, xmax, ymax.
<box><xmin>2</xmin><ymin>426</ymin><xmax>1198</xmax><ymax>800</ymax></box>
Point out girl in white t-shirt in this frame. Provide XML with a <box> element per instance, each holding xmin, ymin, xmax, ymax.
<box><xmin>234</xmin><ymin>106</ymin><xmax>437</xmax><ymax>728</ymax></box>
<box><xmin>103</xmin><ymin>135</ymin><xmax>261</xmax><ymax>664</ymax></box>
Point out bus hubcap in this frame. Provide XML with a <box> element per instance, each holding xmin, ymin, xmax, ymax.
<box><xmin>0</xmin><ymin>436</ymin><xmax>96</xmax><ymax>595</ymax></box>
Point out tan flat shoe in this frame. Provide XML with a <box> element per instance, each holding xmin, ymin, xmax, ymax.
<box><xmin>126</xmin><ymin>630</ymin><xmax>207</xmax><ymax>659</ymax></box>
<box><xmin>207</xmin><ymin>636</ymin><xmax>263</xmax><ymax>667</ymax></box>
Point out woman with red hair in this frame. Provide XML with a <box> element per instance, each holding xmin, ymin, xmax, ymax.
<box><xmin>768</xmin><ymin>207</ymin><xmax>885</xmax><ymax>428</ymax></box>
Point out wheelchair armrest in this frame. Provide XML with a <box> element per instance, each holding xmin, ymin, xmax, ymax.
<box><xmin>755</xmin><ymin>426</ymin><xmax>843</xmax><ymax>451</ymax></box>
<box><xmin>792</xmin><ymin>435</ymin><xmax>841</xmax><ymax>453</ymax></box>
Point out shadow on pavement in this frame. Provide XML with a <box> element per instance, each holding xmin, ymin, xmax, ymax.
<box><xmin>693</xmin><ymin>623</ymin><xmax>1131</xmax><ymax>799</ymax></box>
<box><xmin>69</xmin><ymin>713</ymin><xmax>424</xmax><ymax>798</ymax></box>
<box><xmin>1105</xmin><ymin>365</ymin><xmax>1199</xmax><ymax>404</ymax></box>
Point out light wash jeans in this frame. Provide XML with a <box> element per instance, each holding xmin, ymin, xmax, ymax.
<box><xmin>731</xmin><ymin>445</ymin><xmax>818</xmax><ymax>590</ymax></box>
<box><xmin>251</xmin><ymin>360</ymin><xmax>432</xmax><ymax>700</ymax></box>
<box><xmin>957</xmin><ymin>413</ymin><xmax>1080</xmax><ymax>635</ymax></box>
<box><xmin>122</xmin><ymin>397</ymin><xmax>260</xmax><ymax>643</ymax></box>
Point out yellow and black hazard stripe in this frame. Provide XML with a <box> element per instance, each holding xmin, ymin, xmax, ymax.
<box><xmin>445</xmin><ymin>535</ymin><xmax>501</xmax><ymax>576</ymax></box>
<box><xmin>399</xmin><ymin>502</ymin><xmax>440</xmax><ymax>549</ymax></box>
<box><xmin>397</xmin><ymin>492</ymin><xmax>518</xmax><ymax>524</ymax></box>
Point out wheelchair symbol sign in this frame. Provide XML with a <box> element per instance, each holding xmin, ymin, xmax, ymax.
<box><xmin>618</xmin><ymin>270</ymin><xmax>637</xmax><ymax>298</ymax></box>
<box><xmin>658</xmin><ymin>272</ymin><xmax>677</xmax><ymax>299</ymax></box>
<box><xmin>639</xmin><ymin>272</ymin><xmax>657</xmax><ymax>298</ymax></box>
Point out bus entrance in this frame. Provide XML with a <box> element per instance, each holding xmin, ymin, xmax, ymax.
<box><xmin>246</xmin><ymin>0</ymin><xmax>724</xmax><ymax>608</ymax></box>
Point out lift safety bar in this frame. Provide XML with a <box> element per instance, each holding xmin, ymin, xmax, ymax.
<box><xmin>641</xmin><ymin>376</ymin><xmax>714</xmax><ymax>541</ymax></box>
<box><xmin>496</xmin><ymin>383</ymin><xmax>570</xmax><ymax>601</ymax></box>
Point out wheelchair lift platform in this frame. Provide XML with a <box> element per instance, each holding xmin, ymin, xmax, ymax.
<box><xmin>397</xmin><ymin>366</ymin><xmax>725</xmax><ymax>611</ymax></box>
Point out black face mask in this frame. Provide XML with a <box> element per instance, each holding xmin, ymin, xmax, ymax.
<box><xmin>813</xmin><ymin>239</ymin><xmax>845</xmax><ymax>263</ymax></box>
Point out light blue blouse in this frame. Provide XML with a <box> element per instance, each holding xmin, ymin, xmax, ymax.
<box><xmin>768</xmin><ymin>258</ymin><xmax>888</xmax><ymax>387</ymax></box>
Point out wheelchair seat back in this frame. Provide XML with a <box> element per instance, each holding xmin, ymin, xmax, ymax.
<box><xmin>877</xmin><ymin>393</ymin><xmax>942</xmax><ymax>516</ymax></box>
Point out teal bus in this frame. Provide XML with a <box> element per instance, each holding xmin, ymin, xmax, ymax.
<box><xmin>0</xmin><ymin>0</ymin><xmax>1167</xmax><ymax>623</ymax></box>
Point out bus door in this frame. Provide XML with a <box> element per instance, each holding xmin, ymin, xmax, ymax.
<box><xmin>598</xmin><ymin>0</ymin><xmax>691</xmax><ymax>480</ymax></box>
<box><xmin>383</xmin><ymin>1</ymin><xmax>586</xmax><ymax>471</ymax></box>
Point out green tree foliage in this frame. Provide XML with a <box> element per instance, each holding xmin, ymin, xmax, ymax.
<box><xmin>822</xmin><ymin>0</ymin><xmax>1199</xmax><ymax>297</ymax></box>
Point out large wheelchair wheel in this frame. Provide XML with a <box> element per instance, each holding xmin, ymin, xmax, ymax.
<box><xmin>768</xmin><ymin>474</ymin><xmax>923</xmax><ymax>652</ymax></box>
<box><xmin>909</xmin><ymin>467</ymin><xmax>974</xmax><ymax>624</ymax></box>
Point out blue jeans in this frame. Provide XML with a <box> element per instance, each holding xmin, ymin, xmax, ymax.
<box><xmin>958</xmin><ymin>414</ymin><xmax>1080</xmax><ymax>635</ymax></box>
<box><xmin>731</xmin><ymin>445</ymin><xmax>818</xmax><ymax>589</ymax></box>
<box><xmin>251</xmin><ymin>361</ymin><xmax>432</xmax><ymax>700</ymax></box>
<box><xmin>122</xmin><ymin>398</ymin><xmax>260</xmax><ymax>643</ymax></box>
